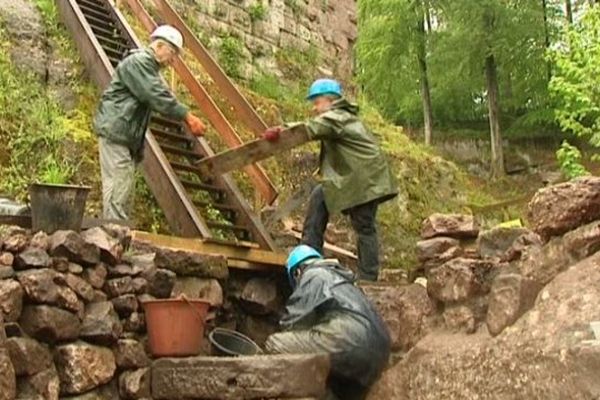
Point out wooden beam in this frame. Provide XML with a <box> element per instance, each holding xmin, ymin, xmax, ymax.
<box><xmin>195</xmin><ymin>125</ymin><xmax>311</xmax><ymax>177</ymax></box>
<box><xmin>131</xmin><ymin>231</ymin><xmax>286</xmax><ymax>269</ymax></box>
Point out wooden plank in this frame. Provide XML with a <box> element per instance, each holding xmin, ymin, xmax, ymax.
<box><xmin>131</xmin><ymin>230</ymin><xmax>286</xmax><ymax>268</ymax></box>
<box><xmin>153</xmin><ymin>0</ymin><xmax>269</xmax><ymax>136</ymax></box>
<box><xmin>195</xmin><ymin>125</ymin><xmax>311</xmax><ymax>177</ymax></box>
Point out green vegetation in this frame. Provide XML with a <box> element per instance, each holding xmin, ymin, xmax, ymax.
<box><xmin>248</xmin><ymin>2</ymin><xmax>267</xmax><ymax>23</ymax></box>
<box><xmin>284</xmin><ymin>0</ymin><xmax>302</xmax><ymax>15</ymax></box>
<box><xmin>550</xmin><ymin>5</ymin><xmax>600</xmax><ymax>161</ymax></box>
<box><xmin>218</xmin><ymin>34</ymin><xmax>245</xmax><ymax>78</ymax></box>
<box><xmin>556</xmin><ymin>141</ymin><xmax>589</xmax><ymax>179</ymax></box>
<box><xmin>0</xmin><ymin>30</ymin><xmax>96</xmax><ymax>199</ymax></box>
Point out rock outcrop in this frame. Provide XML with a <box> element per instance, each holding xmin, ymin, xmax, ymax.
<box><xmin>370</xmin><ymin>251</ymin><xmax>600</xmax><ymax>399</ymax></box>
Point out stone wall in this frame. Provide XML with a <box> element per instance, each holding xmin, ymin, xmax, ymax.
<box><xmin>170</xmin><ymin>0</ymin><xmax>358</xmax><ymax>81</ymax></box>
<box><xmin>0</xmin><ymin>225</ymin><xmax>288</xmax><ymax>399</ymax></box>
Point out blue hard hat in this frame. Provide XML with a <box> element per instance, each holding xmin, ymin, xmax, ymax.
<box><xmin>286</xmin><ymin>245</ymin><xmax>322</xmax><ymax>286</ymax></box>
<box><xmin>307</xmin><ymin>79</ymin><xmax>342</xmax><ymax>100</ymax></box>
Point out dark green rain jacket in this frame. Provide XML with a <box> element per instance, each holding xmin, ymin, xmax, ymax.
<box><xmin>93</xmin><ymin>48</ymin><xmax>188</xmax><ymax>159</ymax></box>
<box><xmin>306</xmin><ymin>98</ymin><xmax>398</xmax><ymax>213</ymax></box>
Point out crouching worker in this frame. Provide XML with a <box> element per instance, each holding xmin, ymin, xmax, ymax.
<box><xmin>265</xmin><ymin>245</ymin><xmax>390</xmax><ymax>400</ymax></box>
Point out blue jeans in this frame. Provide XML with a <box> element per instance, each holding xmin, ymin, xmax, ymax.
<box><xmin>301</xmin><ymin>185</ymin><xmax>380</xmax><ymax>281</ymax></box>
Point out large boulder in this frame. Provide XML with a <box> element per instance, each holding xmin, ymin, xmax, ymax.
<box><xmin>6</xmin><ymin>337</ymin><xmax>52</xmax><ymax>376</ymax></box>
<box><xmin>416</xmin><ymin>237</ymin><xmax>462</xmax><ymax>269</ymax></box>
<box><xmin>517</xmin><ymin>220</ymin><xmax>600</xmax><ymax>285</ymax></box>
<box><xmin>154</xmin><ymin>248</ymin><xmax>228</xmax><ymax>279</ymax></box>
<box><xmin>55</xmin><ymin>341</ymin><xmax>117</xmax><ymax>395</ymax></box>
<box><xmin>427</xmin><ymin>258</ymin><xmax>497</xmax><ymax>303</ymax></box>
<box><xmin>486</xmin><ymin>273</ymin><xmax>541</xmax><ymax>336</ymax></box>
<box><xmin>145</xmin><ymin>269</ymin><xmax>176</xmax><ymax>299</ymax></box>
<box><xmin>240</xmin><ymin>278</ymin><xmax>282</xmax><ymax>316</ymax></box>
<box><xmin>82</xmin><ymin>263</ymin><xmax>107</xmax><ymax>289</ymax></box>
<box><xmin>369</xmin><ymin>251</ymin><xmax>600</xmax><ymax>399</ymax></box>
<box><xmin>151</xmin><ymin>354</ymin><xmax>329</xmax><ymax>399</ymax></box>
<box><xmin>29</xmin><ymin>231</ymin><xmax>49</xmax><ymax>251</ymax></box>
<box><xmin>0</xmin><ymin>279</ymin><xmax>23</xmax><ymax>322</ymax></box>
<box><xmin>81</xmin><ymin>227</ymin><xmax>123</xmax><ymax>266</ymax></box>
<box><xmin>112</xmin><ymin>339</ymin><xmax>149</xmax><ymax>370</ymax></box>
<box><xmin>363</xmin><ymin>284</ymin><xmax>434</xmax><ymax>352</ymax></box>
<box><xmin>3</xmin><ymin>233</ymin><xmax>29</xmax><ymax>254</ymax></box>
<box><xmin>17</xmin><ymin>366</ymin><xmax>60</xmax><ymax>400</ymax></box>
<box><xmin>171</xmin><ymin>278</ymin><xmax>223</xmax><ymax>307</ymax></box>
<box><xmin>119</xmin><ymin>368</ymin><xmax>150</xmax><ymax>399</ymax></box>
<box><xmin>421</xmin><ymin>214</ymin><xmax>479</xmax><ymax>240</ymax></box>
<box><xmin>48</xmin><ymin>231</ymin><xmax>100</xmax><ymax>266</ymax></box>
<box><xmin>477</xmin><ymin>227</ymin><xmax>532</xmax><ymax>259</ymax></box>
<box><xmin>61</xmin><ymin>273</ymin><xmax>95</xmax><ymax>303</ymax></box>
<box><xmin>79</xmin><ymin>301</ymin><xmax>123</xmax><ymax>345</ymax></box>
<box><xmin>0</xmin><ymin>348</ymin><xmax>16</xmax><ymax>400</ymax></box>
<box><xmin>528</xmin><ymin>176</ymin><xmax>600</xmax><ymax>241</ymax></box>
<box><xmin>17</xmin><ymin>269</ymin><xmax>83</xmax><ymax>313</ymax></box>
<box><xmin>19</xmin><ymin>305</ymin><xmax>80</xmax><ymax>343</ymax></box>
<box><xmin>13</xmin><ymin>247</ymin><xmax>51</xmax><ymax>270</ymax></box>
<box><xmin>110</xmin><ymin>294</ymin><xmax>138</xmax><ymax>317</ymax></box>
<box><xmin>103</xmin><ymin>277</ymin><xmax>134</xmax><ymax>298</ymax></box>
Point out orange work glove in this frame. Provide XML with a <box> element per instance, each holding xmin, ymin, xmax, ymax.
<box><xmin>185</xmin><ymin>113</ymin><xmax>206</xmax><ymax>137</ymax></box>
<box><xmin>262</xmin><ymin>126</ymin><xmax>282</xmax><ymax>142</ymax></box>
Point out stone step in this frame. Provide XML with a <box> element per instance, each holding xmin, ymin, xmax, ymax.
<box><xmin>151</xmin><ymin>354</ymin><xmax>329</xmax><ymax>400</ymax></box>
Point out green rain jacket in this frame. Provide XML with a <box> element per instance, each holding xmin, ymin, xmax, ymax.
<box><xmin>93</xmin><ymin>48</ymin><xmax>188</xmax><ymax>159</ymax></box>
<box><xmin>306</xmin><ymin>98</ymin><xmax>398</xmax><ymax>214</ymax></box>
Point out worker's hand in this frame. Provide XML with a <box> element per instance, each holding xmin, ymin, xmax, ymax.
<box><xmin>262</xmin><ymin>126</ymin><xmax>282</xmax><ymax>142</ymax></box>
<box><xmin>185</xmin><ymin>113</ymin><xmax>206</xmax><ymax>137</ymax></box>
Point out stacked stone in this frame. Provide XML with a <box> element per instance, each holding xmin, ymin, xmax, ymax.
<box><xmin>417</xmin><ymin>214</ymin><xmax>497</xmax><ymax>334</ymax></box>
<box><xmin>485</xmin><ymin>176</ymin><xmax>600</xmax><ymax>336</ymax></box>
<box><xmin>0</xmin><ymin>225</ymin><xmax>228</xmax><ymax>400</ymax></box>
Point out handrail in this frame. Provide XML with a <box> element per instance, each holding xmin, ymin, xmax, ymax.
<box><xmin>122</xmin><ymin>0</ymin><xmax>278</xmax><ymax>205</ymax></box>
<box><xmin>153</xmin><ymin>0</ymin><xmax>269</xmax><ymax>136</ymax></box>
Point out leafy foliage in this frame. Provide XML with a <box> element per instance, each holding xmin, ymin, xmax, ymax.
<box><xmin>550</xmin><ymin>5</ymin><xmax>600</xmax><ymax>155</ymax></box>
<box><xmin>248</xmin><ymin>2</ymin><xmax>267</xmax><ymax>22</ymax></box>
<box><xmin>556</xmin><ymin>140</ymin><xmax>590</xmax><ymax>179</ymax></box>
<box><xmin>357</xmin><ymin>0</ymin><xmax>555</xmax><ymax>130</ymax></box>
<box><xmin>218</xmin><ymin>35</ymin><xmax>245</xmax><ymax>78</ymax></box>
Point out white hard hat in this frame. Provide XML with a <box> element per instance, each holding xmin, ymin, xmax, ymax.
<box><xmin>150</xmin><ymin>25</ymin><xmax>183</xmax><ymax>50</ymax></box>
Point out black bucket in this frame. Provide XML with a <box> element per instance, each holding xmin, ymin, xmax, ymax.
<box><xmin>29</xmin><ymin>183</ymin><xmax>90</xmax><ymax>234</ymax></box>
<box><xmin>208</xmin><ymin>328</ymin><xmax>262</xmax><ymax>356</ymax></box>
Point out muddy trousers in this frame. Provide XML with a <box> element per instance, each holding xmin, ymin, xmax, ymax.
<box><xmin>99</xmin><ymin>137</ymin><xmax>135</xmax><ymax>220</ymax></box>
<box><xmin>265</xmin><ymin>316</ymin><xmax>379</xmax><ymax>400</ymax></box>
<box><xmin>302</xmin><ymin>185</ymin><xmax>380</xmax><ymax>281</ymax></box>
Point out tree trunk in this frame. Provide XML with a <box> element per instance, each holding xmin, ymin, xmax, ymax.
<box><xmin>485</xmin><ymin>53</ymin><xmax>505</xmax><ymax>178</ymax></box>
<box><xmin>542</xmin><ymin>0</ymin><xmax>552</xmax><ymax>80</ymax></box>
<box><xmin>565</xmin><ymin>0</ymin><xmax>574</xmax><ymax>23</ymax></box>
<box><xmin>417</xmin><ymin>7</ymin><xmax>434</xmax><ymax>145</ymax></box>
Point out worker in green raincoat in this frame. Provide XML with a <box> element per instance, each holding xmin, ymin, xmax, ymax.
<box><xmin>263</xmin><ymin>79</ymin><xmax>398</xmax><ymax>281</ymax></box>
<box><xmin>93</xmin><ymin>25</ymin><xmax>206</xmax><ymax>220</ymax></box>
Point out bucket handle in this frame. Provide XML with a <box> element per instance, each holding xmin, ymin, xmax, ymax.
<box><xmin>179</xmin><ymin>294</ymin><xmax>210</xmax><ymax>322</ymax></box>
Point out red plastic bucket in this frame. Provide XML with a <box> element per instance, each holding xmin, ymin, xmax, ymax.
<box><xmin>142</xmin><ymin>298</ymin><xmax>210</xmax><ymax>357</ymax></box>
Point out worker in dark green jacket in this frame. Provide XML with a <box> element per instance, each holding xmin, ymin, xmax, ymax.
<box><xmin>263</xmin><ymin>79</ymin><xmax>398</xmax><ymax>281</ymax></box>
<box><xmin>93</xmin><ymin>25</ymin><xmax>206</xmax><ymax>220</ymax></box>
